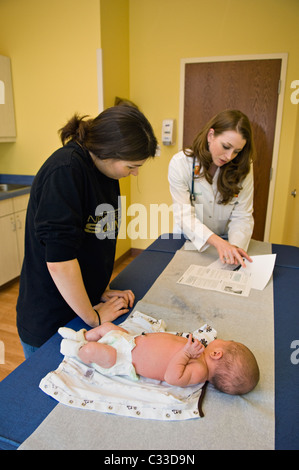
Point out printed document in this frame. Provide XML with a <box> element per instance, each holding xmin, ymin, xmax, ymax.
<box><xmin>177</xmin><ymin>264</ymin><xmax>252</xmax><ymax>297</ymax></box>
<box><xmin>177</xmin><ymin>254</ymin><xmax>276</xmax><ymax>297</ymax></box>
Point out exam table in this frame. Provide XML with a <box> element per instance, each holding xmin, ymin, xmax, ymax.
<box><xmin>0</xmin><ymin>235</ymin><xmax>298</xmax><ymax>450</ymax></box>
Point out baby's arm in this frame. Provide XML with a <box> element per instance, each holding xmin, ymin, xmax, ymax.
<box><xmin>164</xmin><ymin>335</ymin><xmax>207</xmax><ymax>387</ymax></box>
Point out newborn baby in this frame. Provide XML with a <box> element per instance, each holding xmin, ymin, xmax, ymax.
<box><xmin>60</xmin><ymin>321</ymin><xmax>259</xmax><ymax>395</ymax></box>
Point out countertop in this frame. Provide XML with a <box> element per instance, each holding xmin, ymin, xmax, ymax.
<box><xmin>0</xmin><ymin>174</ymin><xmax>34</xmax><ymax>201</ymax></box>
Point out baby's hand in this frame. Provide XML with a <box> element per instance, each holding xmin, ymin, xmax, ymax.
<box><xmin>184</xmin><ymin>335</ymin><xmax>205</xmax><ymax>358</ymax></box>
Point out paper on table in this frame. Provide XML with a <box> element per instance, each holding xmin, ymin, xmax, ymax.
<box><xmin>177</xmin><ymin>264</ymin><xmax>252</xmax><ymax>297</ymax></box>
<box><xmin>208</xmin><ymin>254</ymin><xmax>276</xmax><ymax>290</ymax></box>
<box><xmin>240</xmin><ymin>254</ymin><xmax>276</xmax><ymax>290</ymax></box>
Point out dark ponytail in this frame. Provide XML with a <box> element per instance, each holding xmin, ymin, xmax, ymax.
<box><xmin>59</xmin><ymin>114</ymin><xmax>91</xmax><ymax>146</ymax></box>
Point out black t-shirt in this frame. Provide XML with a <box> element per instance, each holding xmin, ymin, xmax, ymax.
<box><xmin>17</xmin><ymin>141</ymin><xmax>120</xmax><ymax>347</ymax></box>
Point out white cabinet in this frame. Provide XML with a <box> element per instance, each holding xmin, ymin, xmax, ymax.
<box><xmin>0</xmin><ymin>55</ymin><xmax>16</xmax><ymax>142</ymax></box>
<box><xmin>0</xmin><ymin>194</ymin><xmax>29</xmax><ymax>286</ymax></box>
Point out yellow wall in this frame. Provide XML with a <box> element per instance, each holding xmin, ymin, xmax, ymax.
<box><xmin>100</xmin><ymin>0</ymin><xmax>130</xmax><ymax>109</ymax></box>
<box><xmin>100</xmin><ymin>0</ymin><xmax>131</xmax><ymax>259</ymax></box>
<box><xmin>0</xmin><ymin>0</ymin><xmax>101</xmax><ymax>174</ymax></box>
<box><xmin>129</xmin><ymin>0</ymin><xmax>299</xmax><ymax>249</ymax></box>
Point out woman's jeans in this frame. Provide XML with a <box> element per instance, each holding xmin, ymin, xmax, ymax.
<box><xmin>20</xmin><ymin>339</ymin><xmax>39</xmax><ymax>359</ymax></box>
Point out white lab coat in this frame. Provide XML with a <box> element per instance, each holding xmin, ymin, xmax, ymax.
<box><xmin>168</xmin><ymin>151</ymin><xmax>254</xmax><ymax>252</ymax></box>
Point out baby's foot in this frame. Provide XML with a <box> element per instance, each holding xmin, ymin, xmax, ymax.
<box><xmin>60</xmin><ymin>338</ymin><xmax>86</xmax><ymax>358</ymax></box>
<box><xmin>58</xmin><ymin>327</ymin><xmax>87</xmax><ymax>342</ymax></box>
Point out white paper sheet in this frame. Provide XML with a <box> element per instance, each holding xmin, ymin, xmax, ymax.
<box><xmin>208</xmin><ymin>254</ymin><xmax>277</xmax><ymax>291</ymax></box>
<box><xmin>240</xmin><ymin>254</ymin><xmax>276</xmax><ymax>290</ymax></box>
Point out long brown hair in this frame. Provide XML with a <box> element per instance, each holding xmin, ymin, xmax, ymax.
<box><xmin>185</xmin><ymin>109</ymin><xmax>255</xmax><ymax>204</ymax></box>
<box><xmin>59</xmin><ymin>106</ymin><xmax>157</xmax><ymax>162</ymax></box>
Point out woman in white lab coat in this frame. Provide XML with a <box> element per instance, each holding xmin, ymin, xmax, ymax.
<box><xmin>168</xmin><ymin>109</ymin><xmax>255</xmax><ymax>267</ymax></box>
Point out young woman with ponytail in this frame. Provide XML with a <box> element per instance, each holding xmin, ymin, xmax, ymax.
<box><xmin>17</xmin><ymin>106</ymin><xmax>157</xmax><ymax>358</ymax></box>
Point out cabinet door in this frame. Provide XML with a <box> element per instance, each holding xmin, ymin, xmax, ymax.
<box><xmin>13</xmin><ymin>194</ymin><xmax>29</xmax><ymax>212</ymax></box>
<box><xmin>0</xmin><ymin>198</ymin><xmax>13</xmax><ymax>217</ymax></box>
<box><xmin>0</xmin><ymin>214</ymin><xmax>20</xmax><ymax>285</ymax></box>
<box><xmin>0</xmin><ymin>55</ymin><xmax>16</xmax><ymax>142</ymax></box>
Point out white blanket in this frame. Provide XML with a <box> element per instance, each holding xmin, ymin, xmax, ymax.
<box><xmin>39</xmin><ymin>312</ymin><xmax>217</xmax><ymax>421</ymax></box>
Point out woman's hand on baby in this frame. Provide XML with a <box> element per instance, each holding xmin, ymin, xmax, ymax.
<box><xmin>101</xmin><ymin>289</ymin><xmax>135</xmax><ymax>308</ymax></box>
<box><xmin>184</xmin><ymin>335</ymin><xmax>205</xmax><ymax>359</ymax></box>
<box><xmin>94</xmin><ymin>296</ymin><xmax>131</xmax><ymax>323</ymax></box>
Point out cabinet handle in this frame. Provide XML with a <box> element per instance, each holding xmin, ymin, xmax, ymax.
<box><xmin>291</xmin><ymin>189</ymin><xmax>297</xmax><ymax>198</ymax></box>
<box><xmin>16</xmin><ymin>216</ymin><xmax>22</xmax><ymax>229</ymax></box>
<box><xmin>10</xmin><ymin>216</ymin><xmax>16</xmax><ymax>231</ymax></box>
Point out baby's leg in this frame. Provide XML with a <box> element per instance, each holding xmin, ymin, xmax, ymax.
<box><xmin>78</xmin><ymin>342</ymin><xmax>117</xmax><ymax>369</ymax></box>
<box><xmin>85</xmin><ymin>322</ymin><xmax>129</xmax><ymax>342</ymax></box>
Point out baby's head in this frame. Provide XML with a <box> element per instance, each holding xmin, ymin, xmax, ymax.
<box><xmin>206</xmin><ymin>339</ymin><xmax>260</xmax><ymax>395</ymax></box>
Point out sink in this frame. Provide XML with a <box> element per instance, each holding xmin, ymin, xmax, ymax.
<box><xmin>0</xmin><ymin>183</ymin><xmax>29</xmax><ymax>192</ymax></box>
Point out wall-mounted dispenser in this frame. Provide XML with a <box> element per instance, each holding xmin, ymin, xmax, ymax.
<box><xmin>162</xmin><ymin>119</ymin><xmax>175</xmax><ymax>146</ymax></box>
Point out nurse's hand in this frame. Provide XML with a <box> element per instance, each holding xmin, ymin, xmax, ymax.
<box><xmin>207</xmin><ymin>234</ymin><xmax>252</xmax><ymax>267</ymax></box>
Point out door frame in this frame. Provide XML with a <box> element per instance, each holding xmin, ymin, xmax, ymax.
<box><xmin>96</xmin><ymin>48</ymin><xmax>104</xmax><ymax>113</ymax></box>
<box><xmin>178</xmin><ymin>53</ymin><xmax>288</xmax><ymax>242</ymax></box>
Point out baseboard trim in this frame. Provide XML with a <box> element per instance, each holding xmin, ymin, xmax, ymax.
<box><xmin>130</xmin><ymin>248</ymin><xmax>144</xmax><ymax>258</ymax></box>
<box><xmin>114</xmin><ymin>248</ymin><xmax>143</xmax><ymax>267</ymax></box>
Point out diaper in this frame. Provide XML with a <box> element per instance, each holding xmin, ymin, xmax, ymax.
<box><xmin>59</xmin><ymin>328</ymin><xmax>138</xmax><ymax>381</ymax></box>
<box><xmin>93</xmin><ymin>330</ymin><xmax>138</xmax><ymax>381</ymax></box>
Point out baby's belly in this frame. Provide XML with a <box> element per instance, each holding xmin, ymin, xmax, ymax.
<box><xmin>132</xmin><ymin>333</ymin><xmax>186</xmax><ymax>381</ymax></box>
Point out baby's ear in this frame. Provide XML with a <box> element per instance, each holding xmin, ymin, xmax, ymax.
<box><xmin>209</xmin><ymin>349</ymin><xmax>223</xmax><ymax>360</ymax></box>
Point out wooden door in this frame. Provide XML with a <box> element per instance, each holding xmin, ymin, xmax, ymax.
<box><xmin>182</xmin><ymin>59</ymin><xmax>281</xmax><ymax>241</ymax></box>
